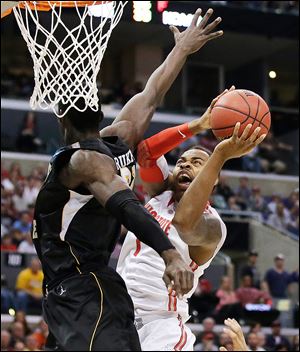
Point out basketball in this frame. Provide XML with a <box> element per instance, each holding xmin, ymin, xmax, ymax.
<box><xmin>210</xmin><ymin>89</ymin><xmax>271</xmax><ymax>139</ymax></box>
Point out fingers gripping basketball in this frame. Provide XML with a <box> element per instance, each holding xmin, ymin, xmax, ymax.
<box><xmin>210</xmin><ymin>89</ymin><xmax>271</xmax><ymax>139</ymax></box>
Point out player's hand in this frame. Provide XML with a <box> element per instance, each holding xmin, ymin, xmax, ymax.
<box><xmin>219</xmin><ymin>318</ymin><xmax>248</xmax><ymax>351</ymax></box>
<box><xmin>170</xmin><ymin>8</ymin><xmax>223</xmax><ymax>55</ymax></box>
<box><xmin>160</xmin><ymin>249</ymin><xmax>194</xmax><ymax>298</ymax></box>
<box><xmin>188</xmin><ymin>86</ymin><xmax>235</xmax><ymax>133</ymax></box>
<box><xmin>215</xmin><ymin>122</ymin><xmax>266</xmax><ymax>161</ymax></box>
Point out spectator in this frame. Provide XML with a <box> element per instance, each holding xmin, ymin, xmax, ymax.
<box><xmin>1</xmin><ymin>329</ymin><xmax>12</xmax><ymax>351</ymax></box>
<box><xmin>18</xmin><ymin>232</ymin><xmax>36</xmax><ymax>254</ymax></box>
<box><xmin>196</xmin><ymin>317</ymin><xmax>220</xmax><ymax>347</ymax></box>
<box><xmin>268</xmin><ymin>202</ymin><xmax>291</xmax><ymax>232</ymax></box>
<box><xmin>249</xmin><ymin>186</ymin><xmax>269</xmax><ymax>217</ymax></box>
<box><xmin>10</xmin><ymin>321</ymin><xmax>26</xmax><ymax>346</ymax></box>
<box><xmin>25</xmin><ymin>334</ymin><xmax>39</xmax><ymax>351</ymax></box>
<box><xmin>283</xmin><ymin>189</ymin><xmax>299</xmax><ymax>210</ymax></box>
<box><xmin>228</xmin><ymin>196</ymin><xmax>242</xmax><ymax>211</ymax></box>
<box><xmin>240</xmin><ymin>250</ymin><xmax>261</xmax><ymax>288</ymax></box>
<box><xmin>15</xmin><ymin>257</ymin><xmax>43</xmax><ymax>314</ymax></box>
<box><xmin>264</xmin><ymin>254</ymin><xmax>299</xmax><ymax>299</ymax></box>
<box><xmin>9</xmin><ymin>162</ymin><xmax>24</xmax><ymax>184</ymax></box>
<box><xmin>287</xmin><ymin>205</ymin><xmax>299</xmax><ymax>236</ymax></box>
<box><xmin>215</xmin><ymin>276</ymin><xmax>238</xmax><ymax>312</ymax></box>
<box><xmin>32</xmin><ymin>319</ymin><xmax>48</xmax><ymax>350</ymax></box>
<box><xmin>11</xmin><ymin>229</ymin><xmax>25</xmax><ymax>248</ymax></box>
<box><xmin>215</xmin><ymin>175</ymin><xmax>235</xmax><ymax>202</ymax></box>
<box><xmin>1</xmin><ymin>274</ymin><xmax>15</xmax><ymax>314</ymax></box>
<box><xmin>267</xmin><ymin>194</ymin><xmax>284</xmax><ymax>214</ymax></box>
<box><xmin>23</xmin><ymin>177</ymin><xmax>41</xmax><ymax>207</ymax></box>
<box><xmin>14</xmin><ymin>311</ymin><xmax>31</xmax><ymax>336</ymax></box>
<box><xmin>235</xmin><ymin>177</ymin><xmax>252</xmax><ymax>210</ymax></box>
<box><xmin>194</xmin><ymin>332</ymin><xmax>219</xmax><ymax>351</ymax></box>
<box><xmin>242</xmin><ymin>146</ymin><xmax>261</xmax><ymax>173</ymax></box>
<box><xmin>235</xmin><ymin>275</ymin><xmax>271</xmax><ymax>306</ymax></box>
<box><xmin>266</xmin><ymin>320</ymin><xmax>291</xmax><ymax>350</ymax></box>
<box><xmin>1</xmin><ymin>197</ymin><xmax>16</xmax><ymax>229</ymax></box>
<box><xmin>12</xmin><ymin>211</ymin><xmax>32</xmax><ymax>234</ymax></box>
<box><xmin>256</xmin><ymin>331</ymin><xmax>267</xmax><ymax>351</ymax></box>
<box><xmin>258</xmin><ymin>131</ymin><xmax>293</xmax><ymax>174</ymax></box>
<box><xmin>12</xmin><ymin>182</ymin><xmax>28</xmax><ymax>214</ymax></box>
<box><xmin>247</xmin><ymin>332</ymin><xmax>266</xmax><ymax>351</ymax></box>
<box><xmin>16</xmin><ymin>112</ymin><xmax>43</xmax><ymax>153</ymax></box>
<box><xmin>1</xmin><ymin>233</ymin><xmax>17</xmax><ymax>251</ymax></box>
<box><xmin>215</xmin><ymin>276</ymin><xmax>241</xmax><ymax>324</ymax></box>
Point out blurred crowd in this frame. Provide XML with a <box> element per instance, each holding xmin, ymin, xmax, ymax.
<box><xmin>192</xmin><ymin>315</ymin><xmax>299</xmax><ymax>351</ymax></box>
<box><xmin>1</xmin><ymin>310</ymin><xmax>48</xmax><ymax>351</ymax></box>
<box><xmin>210</xmin><ymin>176</ymin><xmax>299</xmax><ymax>237</ymax></box>
<box><xmin>1</xmin><ymin>312</ymin><xmax>299</xmax><ymax>351</ymax></box>
<box><xmin>166</xmin><ymin>129</ymin><xmax>295</xmax><ymax>175</ymax></box>
<box><xmin>210</xmin><ymin>0</ymin><xmax>299</xmax><ymax>14</ymax></box>
<box><xmin>1</xmin><ymin>251</ymin><xmax>298</xmax><ymax>350</ymax></box>
<box><xmin>189</xmin><ymin>251</ymin><xmax>298</xmax><ymax>328</ymax></box>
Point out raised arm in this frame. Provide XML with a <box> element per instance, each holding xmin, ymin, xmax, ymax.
<box><xmin>172</xmin><ymin>123</ymin><xmax>266</xmax><ymax>265</ymax></box>
<box><xmin>59</xmin><ymin>150</ymin><xmax>193</xmax><ymax>297</ymax></box>
<box><xmin>137</xmin><ymin>87</ymin><xmax>235</xmax><ymax>197</ymax></box>
<box><xmin>100</xmin><ymin>8</ymin><xmax>223</xmax><ymax>150</ymax></box>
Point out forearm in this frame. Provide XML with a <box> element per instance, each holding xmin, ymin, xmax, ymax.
<box><xmin>138</xmin><ymin>123</ymin><xmax>193</xmax><ymax>164</ymax></box>
<box><xmin>144</xmin><ymin>45</ymin><xmax>188</xmax><ymax>106</ymax></box>
<box><xmin>105</xmin><ymin>189</ymin><xmax>175</xmax><ymax>255</ymax></box>
<box><xmin>173</xmin><ymin>150</ymin><xmax>225</xmax><ymax>229</ymax></box>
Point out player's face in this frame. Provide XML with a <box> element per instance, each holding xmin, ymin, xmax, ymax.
<box><xmin>173</xmin><ymin>149</ymin><xmax>210</xmax><ymax>193</ymax></box>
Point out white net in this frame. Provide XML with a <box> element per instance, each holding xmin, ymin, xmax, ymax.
<box><xmin>13</xmin><ymin>1</ymin><xmax>127</xmax><ymax>117</ymax></box>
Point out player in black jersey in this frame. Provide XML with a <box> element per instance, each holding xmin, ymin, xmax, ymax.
<box><xmin>32</xmin><ymin>9</ymin><xmax>223</xmax><ymax>351</ymax></box>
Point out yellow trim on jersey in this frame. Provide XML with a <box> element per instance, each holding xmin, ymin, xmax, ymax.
<box><xmin>89</xmin><ymin>272</ymin><xmax>104</xmax><ymax>351</ymax></box>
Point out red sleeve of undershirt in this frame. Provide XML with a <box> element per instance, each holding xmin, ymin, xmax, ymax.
<box><xmin>137</xmin><ymin>123</ymin><xmax>194</xmax><ymax>183</ymax></box>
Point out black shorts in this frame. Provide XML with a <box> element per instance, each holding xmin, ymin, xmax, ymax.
<box><xmin>43</xmin><ymin>267</ymin><xmax>141</xmax><ymax>351</ymax></box>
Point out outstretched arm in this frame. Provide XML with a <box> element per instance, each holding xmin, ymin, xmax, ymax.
<box><xmin>100</xmin><ymin>8</ymin><xmax>223</xmax><ymax>150</ymax></box>
<box><xmin>137</xmin><ymin>87</ymin><xmax>235</xmax><ymax>198</ymax></box>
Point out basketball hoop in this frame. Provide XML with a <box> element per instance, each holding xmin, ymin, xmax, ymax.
<box><xmin>9</xmin><ymin>1</ymin><xmax>127</xmax><ymax>117</ymax></box>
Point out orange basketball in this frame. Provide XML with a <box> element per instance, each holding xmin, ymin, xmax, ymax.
<box><xmin>210</xmin><ymin>89</ymin><xmax>271</xmax><ymax>139</ymax></box>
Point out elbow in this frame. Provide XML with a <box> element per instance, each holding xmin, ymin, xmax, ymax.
<box><xmin>172</xmin><ymin>216</ymin><xmax>194</xmax><ymax>240</ymax></box>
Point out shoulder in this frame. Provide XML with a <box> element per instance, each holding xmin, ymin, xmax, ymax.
<box><xmin>19</xmin><ymin>268</ymin><xmax>30</xmax><ymax>277</ymax></box>
<box><xmin>70</xmin><ymin>149</ymin><xmax>116</xmax><ymax>175</ymax></box>
<box><xmin>100</xmin><ymin>121</ymin><xmax>136</xmax><ymax>150</ymax></box>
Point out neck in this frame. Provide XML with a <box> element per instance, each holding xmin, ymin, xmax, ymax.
<box><xmin>65</xmin><ymin>129</ymin><xmax>99</xmax><ymax>145</ymax></box>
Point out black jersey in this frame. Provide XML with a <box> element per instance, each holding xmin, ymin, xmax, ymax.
<box><xmin>32</xmin><ymin>136</ymin><xmax>136</xmax><ymax>291</ymax></box>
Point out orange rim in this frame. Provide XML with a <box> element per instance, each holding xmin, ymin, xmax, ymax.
<box><xmin>2</xmin><ymin>1</ymin><xmax>112</xmax><ymax>18</ymax></box>
<box><xmin>20</xmin><ymin>1</ymin><xmax>111</xmax><ymax>11</ymax></box>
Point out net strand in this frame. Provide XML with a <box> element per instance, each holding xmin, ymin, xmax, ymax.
<box><xmin>13</xmin><ymin>1</ymin><xmax>127</xmax><ymax>117</ymax></box>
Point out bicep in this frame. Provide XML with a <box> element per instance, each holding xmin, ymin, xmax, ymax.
<box><xmin>100</xmin><ymin>121</ymin><xmax>136</xmax><ymax>151</ymax></box>
<box><xmin>178</xmin><ymin>215</ymin><xmax>224</xmax><ymax>266</ymax></box>
<box><xmin>114</xmin><ymin>93</ymin><xmax>155</xmax><ymax>148</ymax></box>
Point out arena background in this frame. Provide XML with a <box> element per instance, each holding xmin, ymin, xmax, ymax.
<box><xmin>1</xmin><ymin>1</ymin><xmax>299</xmax><ymax>351</ymax></box>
